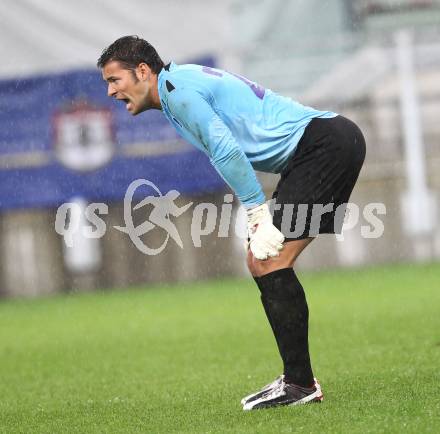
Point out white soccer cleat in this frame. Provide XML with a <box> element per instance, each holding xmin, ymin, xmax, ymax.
<box><xmin>242</xmin><ymin>377</ymin><xmax>323</xmax><ymax>410</ymax></box>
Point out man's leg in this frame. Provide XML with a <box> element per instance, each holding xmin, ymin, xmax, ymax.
<box><xmin>247</xmin><ymin>238</ymin><xmax>313</xmax><ymax>277</ymax></box>
<box><xmin>242</xmin><ymin>238</ymin><xmax>324</xmax><ymax>409</ymax></box>
<box><xmin>247</xmin><ymin>238</ymin><xmax>314</xmax><ymax>386</ymax></box>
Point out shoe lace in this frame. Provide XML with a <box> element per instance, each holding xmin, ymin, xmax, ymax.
<box><xmin>263</xmin><ymin>379</ymin><xmax>286</xmax><ymax>400</ymax></box>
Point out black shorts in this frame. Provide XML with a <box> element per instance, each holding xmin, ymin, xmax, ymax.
<box><xmin>272</xmin><ymin>115</ymin><xmax>366</xmax><ymax>241</ymax></box>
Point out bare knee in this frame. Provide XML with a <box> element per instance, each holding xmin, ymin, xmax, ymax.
<box><xmin>246</xmin><ymin>238</ymin><xmax>314</xmax><ymax>277</ymax></box>
<box><xmin>246</xmin><ymin>249</ymin><xmax>259</xmax><ymax>276</ymax></box>
<box><xmin>246</xmin><ymin>249</ymin><xmax>296</xmax><ymax>277</ymax></box>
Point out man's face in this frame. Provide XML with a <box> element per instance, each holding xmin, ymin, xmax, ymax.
<box><xmin>102</xmin><ymin>61</ymin><xmax>157</xmax><ymax>115</ymax></box>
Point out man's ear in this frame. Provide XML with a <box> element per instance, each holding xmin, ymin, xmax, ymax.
<box><xmin>137</xmin><ymin>63</ymin><xmax>152</xmax><ymax>81</ymax></box>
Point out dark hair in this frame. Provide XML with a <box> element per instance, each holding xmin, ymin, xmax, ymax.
<box><xmin>97</xmin><ymin>35</ymin><xmax>164</xmax><ymax>74</ymax></box>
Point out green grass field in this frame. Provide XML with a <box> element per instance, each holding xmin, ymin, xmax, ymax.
<box><xmin>1</xmin><ymin>263</ymin><xmax>439</xmax><ymax>433</ymax></box>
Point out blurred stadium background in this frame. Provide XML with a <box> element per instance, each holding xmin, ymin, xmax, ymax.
<box><xmin>0</xmin><ymin>0</ymin><xmax>439</xmax><ymax>297</ymax></box>
<box><xmin>1</xmin><ymin>2</ymin><xmax>440</xmax><ymax>433</ymax></box>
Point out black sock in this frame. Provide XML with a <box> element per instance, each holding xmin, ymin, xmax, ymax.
<box><xmin>254</xmin><ymin>268</ymin><xmax>314</xmax><ymax>387</ymax></box>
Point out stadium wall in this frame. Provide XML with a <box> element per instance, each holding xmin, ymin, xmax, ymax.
<box><xmin>1</xmin><ymin>1</ymin><xmax>440</xmax><ymax>297</ymax></box>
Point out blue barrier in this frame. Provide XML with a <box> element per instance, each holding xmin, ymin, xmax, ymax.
<box><xmin>0</xmin><ymin>57</ymin><xmax>225</xmax><ymax>209</ymax></box>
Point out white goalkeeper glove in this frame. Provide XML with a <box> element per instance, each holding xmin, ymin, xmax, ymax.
<box><xmin>247</xmin><ymin>203</ymin><xmax>285</xmax><ymax>260</ymax></box>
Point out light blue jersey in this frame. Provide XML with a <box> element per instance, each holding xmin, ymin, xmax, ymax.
<box><xmin>158</xmin><ymin>62</ymin><xmax>337</xmax><ymax>208</ymax></box>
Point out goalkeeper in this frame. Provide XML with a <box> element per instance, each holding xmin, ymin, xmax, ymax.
<box><xmin>98</xmin><ymin>36</ymin><xmax>366</xmax><ymax>410</ymax></box>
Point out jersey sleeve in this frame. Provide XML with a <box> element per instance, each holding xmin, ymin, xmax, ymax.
<box><xmin>166</xmin><ymin>87</ymin><xmax>265</xmax><ymax>208</ymax></box>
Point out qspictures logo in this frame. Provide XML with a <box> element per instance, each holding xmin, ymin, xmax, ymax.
<box><xmin>55</xmin><ymin>179</ymin><xmax>386</xmax><ymax>255</ymax></box>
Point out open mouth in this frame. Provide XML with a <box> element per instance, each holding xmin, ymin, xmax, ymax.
<box><xmin>118</xmin><ymin>97</ymin><xmax>132</xmax><ymax>111</ymax></box>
